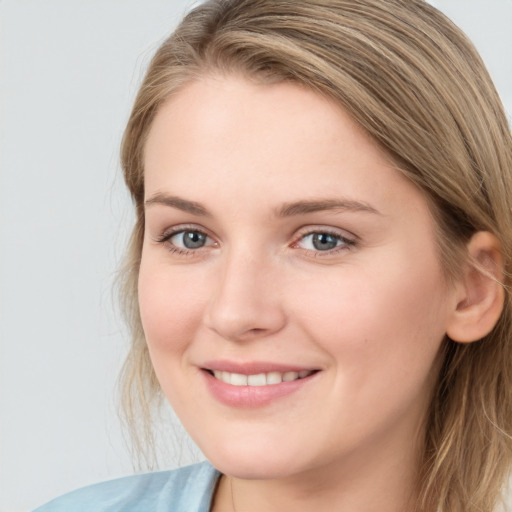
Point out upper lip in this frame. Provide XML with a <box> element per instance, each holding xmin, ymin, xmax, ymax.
<box><xmin>201</xmin><ymin>360</ymin><xmax>319</xmax><ymax>375</ymax></box>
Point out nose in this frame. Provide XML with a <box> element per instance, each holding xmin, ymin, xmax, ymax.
<box><xmin>204</xmin><ymin>247</ymin><xmax>287</xmax><ymax>342</ymax></box>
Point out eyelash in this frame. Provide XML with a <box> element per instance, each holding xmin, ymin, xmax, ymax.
<box><xmin>155</xmin><ymin>226</ymin><xmax>214</xmax><ymax>257</ymax></box>
<box><xmin>292</xmin><ymin>229</ymin><xmax>356</xmax><ymax>256</ymax></box>
<box><xmin>155</xmin><ymin>226</ymin><xmax>357</xmax><ymax>257</ymax></box>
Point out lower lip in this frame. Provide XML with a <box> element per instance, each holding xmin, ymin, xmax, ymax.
<box><xmin>201</xmin><ymin>370</ymin><xmax>318</xmax><ymax>408</ymax></box>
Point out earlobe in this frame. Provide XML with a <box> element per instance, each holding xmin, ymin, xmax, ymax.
<box><xmin>446</xmin><ymin>231</ymin><xmax>505</xmax><ymax>343</ymax></box>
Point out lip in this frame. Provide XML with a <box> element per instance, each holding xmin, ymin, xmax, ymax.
<box><xmin>202</xmin><ymin>359</ymin><xmax>316</xmax><ymax>375</ymax></box>
<box><xmin>200</xmin><ymin>360</ymin><xmax>320</xmax><ymax>408</ymax></box>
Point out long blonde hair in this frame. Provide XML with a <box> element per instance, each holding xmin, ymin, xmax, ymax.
<box><xmin>119</xmin><ymin>1</ymin><xmax>512</xmax><ymax>510</ymax></box>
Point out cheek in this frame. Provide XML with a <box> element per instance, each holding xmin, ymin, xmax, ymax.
<box><xmin>290</xmin><ymin>256</ymin><xmax>449</xmax><ymax>389</ymax></box>
<box><xmin>285</xmin><ymin>261</ymin><xmax>449</xmax><ymax>446</ymax></box>
<box><xmin>137</xmin><ymin>258</ymin><xmax>215</xmax><ymax>417</ymax></box>
<box><xmin>137</xmin><ymin>259</ymin><xmax>207</xmax><ymax>360</ymax></box>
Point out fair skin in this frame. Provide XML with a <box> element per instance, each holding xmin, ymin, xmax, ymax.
<box><xmin>139</xmin><ymin>74</ymin><xmax>502</xmax><ymax>512</ymax></box>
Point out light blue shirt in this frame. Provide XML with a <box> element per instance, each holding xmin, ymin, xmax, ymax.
<box><xmin>33</xmin><ymin>462</ymin><xmax>220</xmax><ymax>512</ymax></box>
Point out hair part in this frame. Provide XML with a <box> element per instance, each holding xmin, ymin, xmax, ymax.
<box><xmin>118</xmin><ymin>1</ymin><xmax>512</xmax><ymax>510</ymax></box>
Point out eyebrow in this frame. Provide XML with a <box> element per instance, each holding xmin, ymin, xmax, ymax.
<box><xmin>145</xmin><ymin>194</ymin><xmax>211</xmax><ymax>216</ymax></box>
<box><xmin>276</xmin><ymin>199</ymin><xmax>381</xmax><ymax>217</ymax></box>
<box><xmin>144</xmin><ymin>193</ymin><xmax>381</xmax><ymax>217</ymax></box>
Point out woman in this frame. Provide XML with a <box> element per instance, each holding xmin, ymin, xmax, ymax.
<box><xmin>34</xmin><ymin>0</ymin><xmax>512</xmax><ymax>511</ymax></box>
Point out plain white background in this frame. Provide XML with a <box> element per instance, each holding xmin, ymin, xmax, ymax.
<box><xmin>0</xmin><ymin>1</ymin><xmax>511</xmax><ymax>511</ymax></box>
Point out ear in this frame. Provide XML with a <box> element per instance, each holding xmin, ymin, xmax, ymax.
<box><xmin>446</xmin><ymin>231</ymin><xmax>505</xmax><ymax>343</ymax></box>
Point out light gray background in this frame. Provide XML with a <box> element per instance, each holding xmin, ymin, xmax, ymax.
<box><xmin>1</xmin><ymin>1</ymin><xmax>511</xmax><ymax>511</ymax></box>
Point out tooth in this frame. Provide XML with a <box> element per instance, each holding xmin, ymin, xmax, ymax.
<box><xmin>214</xmin><ymin>370</ymin><xmax>309</xmax><ymax>386</ymax></box>
<box><xmin>247</xmin><ymin>373</ymin><xmax>267</xmax><ymax>386</ymax></box>
<box><xmin>230</xmin><ymin>373</ymin><xmax>248</xmax><ymax>386</ymax></box>
<box><xmin>266</xmin><ymin>372</ymin><xmax>283</xmax><ymax>385</ymax></box>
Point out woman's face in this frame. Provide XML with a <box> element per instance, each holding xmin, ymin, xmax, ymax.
<box><xmin>139</xmin><ymin>75</ymin><xmax>458</xmax><ymax>480</ymax></box>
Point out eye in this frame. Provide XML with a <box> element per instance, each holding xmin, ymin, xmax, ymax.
<box><xmin>156</xmin><ymin>227</ymin><xmax>216</xmax><ymax>254</ymax></box>
<box><xmin>171</xmin><ymin>230</ymin><xmax>210</xmax><ymax>249</ymax></box>
<box><xmin>294</xmin><ymin>230</ymin><xmax>355</xmax><ymax>253</ymax></box>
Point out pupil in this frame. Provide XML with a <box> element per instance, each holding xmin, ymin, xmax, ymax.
<box><xmin>312</xmin><ymin>233</ymin><xmax>338</xmax><ymax>251</ymax></box>
<box><xmin>184</xmin><ymin>231</ymin><xmax>206</xmax><ymax>249</ymax></box>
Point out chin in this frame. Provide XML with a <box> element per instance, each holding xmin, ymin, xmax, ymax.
<box><xmin>200</xmin><ymin>440</ymin><xmax>313</xmax><ymax>480</ymax></box>
<box><xmin>211</xmin><ymin>456</ymin><xmax>297</xmax><ymax>480</ymax></box>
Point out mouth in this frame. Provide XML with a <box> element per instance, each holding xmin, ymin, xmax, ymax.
<box><xmin>200</xmin><ymin>362</ymin><xmax>320</xmax><ymax>407</ymax></box>
<box><xmin>205</xmin><ymin>369</ymin><xmax>317</xmax><ymax>386</ymax></box>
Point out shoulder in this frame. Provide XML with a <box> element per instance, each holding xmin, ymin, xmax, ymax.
<box><xmin>32</xmin><ymin>461</ymin><xmax>220</xmax><ymax>512</ymax></box>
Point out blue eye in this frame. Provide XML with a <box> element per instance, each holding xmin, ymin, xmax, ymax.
<box><xmin>155</xmin><ymin>227</ymin><xmax>217</xmax><ymax>256</ymax></box>
<box><xmin>298</xmin><ymin>232</ymin><xmax>352</xmax><ymax>252</ymax></box>
<box><xmin>169</xmin><ymin>230</ymin><xmax>210</xmax><ymax>249</ymax></box>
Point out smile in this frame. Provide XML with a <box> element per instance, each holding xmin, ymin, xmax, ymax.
<box><xmin>201</xmin><ymin>363</ymin><xmax>320</xmax><ymax>408</ymax></box>
<box><xmin>210</xmin><ymin>369</ymin><xmax>315</xmax><ymax>386</ymax></box>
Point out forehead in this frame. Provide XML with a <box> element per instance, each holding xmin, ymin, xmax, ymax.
<box><xmin>145</xmin><ymin>74</ymin><xmax>385</xmax><ymax>163</ymax></box>
<box><xmin>143</xmin><ymin>74</ymin><xmax>427</xmax><ymax>221</ymax></box>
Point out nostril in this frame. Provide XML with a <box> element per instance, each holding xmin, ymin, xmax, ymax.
<box><xmin>203</xmin><ymin>274</ymin><xmax>287</xmax><ymax>342</ymax></box>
